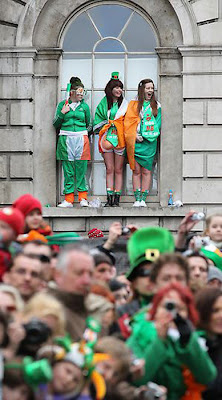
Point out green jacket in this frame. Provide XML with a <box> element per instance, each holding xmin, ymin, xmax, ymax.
<box><xmin>53</xmin><ymin>99</ymin><xmax>91</xmax><ymax>132</ymax></box>
<box><xmin>127</xmin><ymin>319</ymin><xmax>217</xmax><ymax>400</ymax></box>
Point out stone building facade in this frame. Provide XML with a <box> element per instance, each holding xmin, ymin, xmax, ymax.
<box><xmin>0</xmin><ymin>0</ymin><xmax>222</xmax><ymax>234</ymax></box>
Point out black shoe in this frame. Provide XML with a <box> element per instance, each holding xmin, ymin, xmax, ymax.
<box><xmin>113</xmin><ymin>193</ymin><xmax>120</xmax><ymax>207</ymax></box>
<box><xmin>104</xmin><ymin>194</ymin><xmax>113</xmax><ymax>207</ymax></box>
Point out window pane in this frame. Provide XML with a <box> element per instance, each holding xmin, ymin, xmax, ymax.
<box><xmin>89</xmin><ymin>5</ymin><xmax>132</xmax><ymax>38</ymax></box>
<box><xmin>125</xmin><ymin>91</ymin><xmax>137</xmax><ymax>102</ymax></box>
<box><xmin>93</xmin><ymin>163</ymin><xmax>106</xmax><ymax>195</ymax></box>
<box><xmin>63</xmin><ymin>13</ymin><xmax>100</xmax><ymax>52</ymax></box>
<box><xmin>94</xmin><ymin>54</ymin><xmax>124</xmax><ymax>89</ymax></box>
<box><xmin>127</xmin><ymin>55</ymin><xmax>157</xmax><ymax>89</ymax></box>
<box><xmin>92</xmin><ymin>91</ymin><xmax>104</xmax><ymax>116</ymax></box>
<box><xmin>93</xmin><ymin>135</ymin><xmax>103</xmax><ymax>161</ymax></box>
<box><xmin>95</xmin><ymin>39</ymin><xmax>125</xmax><ymax>52</ymax></box>
<box><xmin>121</xmin><ymin>13</ymin><xmax>157</xmax><ymax>51</ymax></box>
<box><xmin>62</xmin><ymin>56</ymin><xmax>92</xmax><ymax>89</ymax></box>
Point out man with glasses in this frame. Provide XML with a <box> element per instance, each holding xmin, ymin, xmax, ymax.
<box><xmin>23</xmin><ymin>240</ymin><xmax>52</xmax><ymax>282</ymax></box>
<box><xmin>3</xmin><ymin>253</ymin><xmax>44</xmax><ymax>301</ymax></box>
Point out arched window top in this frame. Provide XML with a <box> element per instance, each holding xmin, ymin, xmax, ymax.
<box><xmin>63</xmin><ymin>3</ymin><xmax>157</xmax><ymax>53</ymax></box>
<box><xmin>94</xmin><ymin>38</ymin><xmax>125</xmax><ymax>53</ymax></box>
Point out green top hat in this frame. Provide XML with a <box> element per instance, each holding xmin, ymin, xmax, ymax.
<box><xmin>126</xmin><ymin>227</ymin><xmax>175</xmax><ymax>280</ymax></box>
<box><xmin>111</xmin><ymin>71</ymin><xmax>119</xmax><ymax>80</ymax></box>
<box><xmin>46</xmin><ymin>232</ymin><xmax>81</xmax><ymax>246</ymax></box>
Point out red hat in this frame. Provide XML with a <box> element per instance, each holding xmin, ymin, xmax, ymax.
<box><xmin>88</xmin><ymin>228</ymin><xmax>104</xmax><ymax>239</ymax></box>
<box><xmin>0</xmin><ymin>207</ymin><xmax>24</xmax><ymax>236</ymax></box>
<box><xmin>13</xmin><ymin>194</ymin><xmax>42</xmax><ymax>217</ymax></box>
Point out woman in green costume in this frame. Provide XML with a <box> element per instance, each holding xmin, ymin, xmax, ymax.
<box><xmin>93</xmin><ymin>73</ymin><xmax>128</xmax><ymax>207</ymax></box>
<box><xmin>124</xmin><ymin>79</ymin><xmax>161</xmax><ymax>207</ymax></box>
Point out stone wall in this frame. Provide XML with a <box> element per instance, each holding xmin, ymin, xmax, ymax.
<box><xmin>0</xmin><ymin>0</ymin><xmax>222</xmax><ymax>231</ymax></box>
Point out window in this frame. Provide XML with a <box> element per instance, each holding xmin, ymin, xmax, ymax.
<box><xmin>60</xmin><ymin>3</ymin><xmax>158</xmax><ymax>198</ymax></box>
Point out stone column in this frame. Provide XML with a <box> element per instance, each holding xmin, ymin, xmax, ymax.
<box><xmin>33</xmin><ymin>48</ymin><xmax>63</xmax><ymax>206</ymax></box>
<box><xmin>156</xmin><ymin>47</ymin><xmax>182</xmax><ymax>207</ymax></box>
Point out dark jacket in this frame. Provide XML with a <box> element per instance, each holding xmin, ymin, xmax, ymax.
<box><xmin>49</xmin><ymin>288</ymin><xmax>88</xmax><ymax>341</ymax></box>
<box><xmin>203</xmin><ymin>334</ymin><xmax>222</xmax><ymax>399</ymax></box>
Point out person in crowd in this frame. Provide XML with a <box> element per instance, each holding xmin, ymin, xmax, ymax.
<box><xmin>3</xmin><ymin>253</ymin><xmax>44</xmax><ymax>302</ymax></box>
<box><xmin>201</xmin><ymin>246</ymin><xmax>222</xmax><ymax>271</ymax></box>
<box><xmin>203</xmin><ymin>213</ymin><xmax>222</xmax><ymax>250</ymax></box>
<box><xmin>109</xmin><ymin>279</ymin><xmax>128</xmax><ymax>307</ymax></box>
<box><xmin>207</xmin><ymin>265</ymin><xmax>222</xmax><ymax>288</ymax></box>
<box><xmin>22</xmin><ymin>292</ymin><xmax>66</xmax><ymax>337</ymax></box>
<box><xmin>185</xmin><ymin>251</ymin><xmax>209</xmax><ymax>293</ymax></box>
<box><xmin>124</xmin><ymin>79</ymin><xmax>161</xmax><ymax>207</ymax></box>
<box><xmin>196</xmin><ymin>287</ymin><xmax>222</xmax><ymax>399</ymax></box>
<box><xmin>0</xmin><ymin>207</ymin><xmax>24</xmax><ymax>279</ymax></box>
<box><xmin>13</xmin><ymin>193</ymin><xmax>52</xmax><ymax>239</ymax></box>
<box><xmin>117</xmin><ymin>227</ymin><xmax>174</xmax><ymax>339</ymax></box>
<box><xmin>3</xmin><ymin>366</ymin><xmax>35</xmax><ymax>400</ymax></box>
<box><xmin>0</xmin><ymin>283</ymin><xmax>24</xmax><ymax>314</ymax></box>
<box><xmin>91</xmin><ymin>251</ymin><xmax>114</xmax><ymax>284</ymax></box>
<box><xmin>127</xmin><ymin>282</ymin><xmax>217</xmax><ymax>400</ymax></box>
<box><xmin>49</xmin><ymin>244</ymin><xmax>94</xmax><ymax>340</ymax></box>
<box><xmin>23</xmin><ymin>240</ymin><xmax>53</xmax><ymax>283</ymax></box>
<box><xmin>150</xmin><ymin>253</ymin><xmax>189</xmax><ymax>291</ymax></box>
<box><xmin>93</xmin><ymin>72</ymin><xmax>128</xmax><ymax>207</ymax></box>
<box><xmin>53</xmin><ymin>76</ymin><xmax>91</xmax><ymax>208</ymax></box>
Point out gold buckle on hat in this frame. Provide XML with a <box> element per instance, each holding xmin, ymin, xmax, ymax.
<box><xmin>145</xmin><ymin>249</ymin><xmax>160</xmax><ymax>262</ymax></box>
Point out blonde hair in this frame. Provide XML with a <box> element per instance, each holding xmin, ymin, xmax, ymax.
<box><xmin>23</xmin><ymin>292</ymin><xmax>65</xmax><ymax>336</ymax></box>
<box><xmin>0</xmin><ymin>284</ymin><xmax>24</xmax><ymax>311</ymax></box>
<box><xmin>204</xmin><ymin>213</ymin><xmax>222</xmax><ymax>236</ymax></box>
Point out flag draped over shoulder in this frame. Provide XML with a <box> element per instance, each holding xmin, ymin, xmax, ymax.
<box><xmin>124</xmin><ymin>100</ymin><xmax>140</xmax><ymax>170</ymax></box>
<box><xmin>93</xmin><ymin>97</ymin><xmax>128</xmax><ymax>152</ymax></box>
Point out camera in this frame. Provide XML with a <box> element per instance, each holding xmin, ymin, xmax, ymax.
<box><xmin>143</xmin><ymin>382</ymin><xmax>166</xmax><ymax>399</ymax></box>
<box><xmin>23</xmin><ymin>318</ymin><xmax>52</xmax><ymax>346</ymax></box>
<box><xmin>193</xmin><ymin>236</ymin><xmax>210</xmax><ymax>249</ymax></box>
<box><xmin>122</xmin><ymin>226</ymin><xmax>130</xmax><ymax>235</ymax></box>
<box><xmin>164</xmin><ymin>300</ymin><xmax>177</xmax><ymax>318</ymax></box>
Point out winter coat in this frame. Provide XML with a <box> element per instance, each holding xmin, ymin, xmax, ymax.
<box><xmin>127</xmin><ymin>320</ymin><xmax>217</xmax><ymax>400</ymax></box>
<box><xmin>202</xmin><ymin>334</ymin><xmax>222</xmax><ymax>399</ymax></box>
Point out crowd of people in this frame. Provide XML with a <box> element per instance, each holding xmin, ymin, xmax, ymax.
<box><xmin>0</xmin><ymin>192</ymin><xmax>222</xmax><ymax>399</ymax></box>
<box><xmin>53</xmin><ymin>72</ymin><xmax>160</xmax><ymax>208</ymax></box>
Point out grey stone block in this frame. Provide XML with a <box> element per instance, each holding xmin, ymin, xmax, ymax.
<box><xmin>0</xmin><ymin>181</ymin><xmax>33</xmax><ymax>204</ymax></box>
<box><xmin>0</xmin><ymin>129</ymin><xmax>33</xmax><ymax>152</ymax></box>
<box><xmin>183</xmin><ymin>101</ymin><xmax>204</xmax><ymax>125</ymax></box>
<box><xmin>0</xmin><ymin>103</ymin><xmax>7</xmax><ymax>125</ymax></box>
<box><xmin>183</xmin><ymin>75</ymin><xmax>222</xmax><ymax>98</ymax></box>
<box><xmin>207</xmin><ymin>101</ymin><xmax>222</xmax><ymax>124</ymax></box>
<box><xmin>0</xmin><ymin>0</ymin><xmax>24</xmax><ymax>25</ymax></box>
<box><xmin>183</xmin><ymin>128</ymin><xmax>222</xmax><ymax>151</ymax></box>
<box><xmin>10</xmin><ymin>101</ymin><xmax>33</xmax><ymax>126</ymax></box>
<box><xmin>191</xmin><ymin>0</ymin><xmax>218</xmax><ymax>23</ymax></box>
<box><xmin>0</xmin><ymin>77</ymin><xmax>32</xmax><ymax>99</ymax></box>
<box><xmin>207</xmin><ymin>154</ymin><xmax>222</xmax><ymax>177</ymax></box>
<box><xmin>183</xmin><ymin>153</ymin><xmax>204</xmax><ymax>177</ymax></box>
<box><xmin>183</xmin><ymin>180</ymin><xmax>222</xmax><ymax>203</ymax></box>
<box><xmin>0</xmin><ymin>156</ymin><xmax>7</xmax><ymax>178</ymax></box>
<box><xmin>10</xmin><ymin>155</ymin><xmax>33</xmax><ymax>178</ymax></box>
<box><xmin>0</xmin><ymin>25</ymin><xmax>16</xmax><ymax>46</ymax></box>
<box><xmin>53</xmin><ymin>217</ymin><xmax>86</xmax><ymax>232</ymax></box>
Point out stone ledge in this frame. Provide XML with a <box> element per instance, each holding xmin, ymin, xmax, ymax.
<box><xmin>42</xmin><ymin>205</ymin><xmax>202</xmax><ymax>218</ymax></box>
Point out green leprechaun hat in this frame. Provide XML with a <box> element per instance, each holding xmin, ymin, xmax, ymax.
<box><xmin>126</xmin><ymin>227</ymin><xmax>175</xmax><ymax>281</ymax></box>
<box><xmin>111</xmin><ymin>71</ymin><xmax>119</xmax><ymax>80</ymax></box>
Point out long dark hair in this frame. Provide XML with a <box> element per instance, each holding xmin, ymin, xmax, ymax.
<box><xmin>137</xmin><ymin>78</ymin><xmax>157</xmax><ymax>116</ymax></box>
<box><xmin>105</xmin><ymin>79</ymin><xmax>123</xmax><ymax>110</ymax></box>
<box><xmin>195</xmin><ymin>287</ymin><xmax>222</xmax><ymax>331</ymax></box>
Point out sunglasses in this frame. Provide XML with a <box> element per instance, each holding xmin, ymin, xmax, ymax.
<box><xmin>136</xmin><ymin>269</ymin><xmax>151</xmax><ymax>278</ymax></box>
<box><xmin>70</xmin><ymin>88</ymin><xmax>87</xmax><ymax>96</ymax></box>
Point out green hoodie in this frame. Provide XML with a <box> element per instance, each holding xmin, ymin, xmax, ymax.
<box><xmin>53</xmin><ymin>99</ymin><xmax>91</xmax><ymax>132</ymax></box>
<box><xmin>127</xmin><ymin>319</ymin><xmax>217</xmax><ymax>400</ymax></box>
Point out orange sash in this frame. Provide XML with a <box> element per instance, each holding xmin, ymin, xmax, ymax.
<box><xmin>181</xmin><ymin>367</ymin><xmax>206</xmax><ymax>400</ymax></box>
<box><xmin>98</xmin><ymin>115</ymin><xmax>125</xmax><ymax>152</ymax></box>
<box><xmin>124</xmin><ymin>100</ymin><xmax>140</xmax><ymax>170</ymax></box>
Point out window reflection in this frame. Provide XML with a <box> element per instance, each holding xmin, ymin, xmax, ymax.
<box><xmin>63</xmin><ymin>13</ymin><xmax>100</xmax><ymax>51</ymax></box>
<box><xmin>88</xmin><ymin>4</ymin><xmax>132</xmax><ymax>37</ymax></box>
<box><xmin>120</xmin><ymin>12</ymin><xmax>157</xmax><ymax>51</ymax></box>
